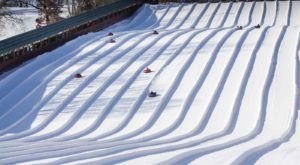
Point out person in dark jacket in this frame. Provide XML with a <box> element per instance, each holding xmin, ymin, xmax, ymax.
<box><xmin>148</xmin><ymin>91</ymin><xmax>157</xmax><ymax>97</ymax></box>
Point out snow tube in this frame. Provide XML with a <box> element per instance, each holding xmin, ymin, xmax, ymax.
<box><xmin>236</xmin><ymin>26</ymin><xmax>243</xmax><ymax>30</ymax></box>
<box><xmin>148</xmin><ymin>91</ymin><xmax>157</xmax><ymax>97</ymax></box>
<box><xmin>254</xmin><ymin>24</ymin><xmax>260</xmax><ymax>28</ymax></box>
<box><xmin>143</xmin><ymin>67</ymin><xmax>152</xmax><ymax>73</ymax></box>
<box><xmin>74</xmin><ymin>73</ymin><xmax>82</xmax><ymax>78</ymax></box>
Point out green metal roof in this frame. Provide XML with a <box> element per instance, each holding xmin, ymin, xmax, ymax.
<box><xmin>0</xmin><ymin>0</ymin><xmax>140</xmax><ymax>56</ymax></box>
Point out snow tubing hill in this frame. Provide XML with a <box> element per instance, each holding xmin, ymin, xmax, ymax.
<box><xmin>0</xmin><ymin>1</ymin><xmax>300</xmax><ymax>164</ymax></box>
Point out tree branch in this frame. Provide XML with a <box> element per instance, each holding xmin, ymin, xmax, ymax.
<box><xmin>13</xmin><ymin>0</ymin><xmax>41</xmax><ymax>9</ymax></box>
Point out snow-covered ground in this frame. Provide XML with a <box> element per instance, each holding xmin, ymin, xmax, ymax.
<box><xmin>0</xmin><ymin>7</ymin><xmax>68</xmax><ymax>41</ymax></box>
<box><xmin>0</xmin><ymin>7</ymin><xmax>38</xmax><ymax>40</ymax></box>
<box><xmin>0</xmin><ymin>1</ymin><xmax>299</xmax><ymax>164</ymax></box>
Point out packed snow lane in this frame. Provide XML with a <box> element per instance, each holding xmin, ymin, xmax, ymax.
<box><xmin>250</xmin><ymin>2</ymin><xmax>264</xmax><ymax>26</ymax></box>
<box><xmin>166</xmin><ymin>4</ymin><xmax>195</xmax><ymax>30</ymax></box>
<box><xmin>194</xmin><ymin>2</ymin><xmax>219</xmax><ymax>29</ymax></box>
<box><xmin>209</xmin><ymin>2</ymin><xmax>231</xmax><ymax>28</ymax></box>
<box><xmin>290</xmin><ymin>1</ymin><xmax>300</xmax><ymax>27</ymax></box>
<box><xmin>180</xmin><ymin>3</ymin><xmax>207</xmax><ymax>29</ymax></box>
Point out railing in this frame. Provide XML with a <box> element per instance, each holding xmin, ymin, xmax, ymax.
<box><xmin>0</xmin><ymin>0</ymin><xmax>143</xmax><ymax>73</ymax></box>
<box><xmin>145</xmin><ymin>0</ymin><xmax>295</xmax><ymax>4</ymax></box>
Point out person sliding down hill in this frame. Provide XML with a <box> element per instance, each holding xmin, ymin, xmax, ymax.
<box><xmin>35</xmin><ymin>18</ymin><xmax>45</xmax><ymax>29</ymax></box>
<box><xmin>236</xmin><ymin>26</ymin><xmax>243</xmax><ymax>30</ymax></box>
<box><xmin>74</xmin><ymin>73</ymin><xmax>83</xmax><ymax>78</ymax></box>
<box><xmin>254</xmin><ymin>24</ymin><xmax>261</xmax><ymax>28</ymax></box>
<box><xmin>148</xmin><ymin>91</ymin><xmax>157</xmax><ymax>97</ymax></box>
<box><xmin>143</xmin><ymin>67</ymin><xmax>152</xmax><ymax>73</ymax></box>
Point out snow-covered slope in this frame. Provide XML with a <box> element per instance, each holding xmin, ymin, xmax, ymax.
<box><xmin>0</xmin><ymin>7</ymin><xmax>38</xmax><ymax>41</ymax></box>
<box><xmin>0</xmin><ymin>1</ymin><xmax>299</xmax><ymax>164</ymax></box>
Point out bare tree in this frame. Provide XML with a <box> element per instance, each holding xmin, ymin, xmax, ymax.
<box><xmin>37</xmin><ymin>0</ymin><xmax>63</xmax><ymax>24</ymax></box>
<box><xmin>65</xmin><ymin>0</ymin><xmax>76</xmax><ymax>16</ymax></box>
<box><xmin>11</xmin><ymin>0</ymin><xmax>63</xmax><ymax>24</ymax></box>
<box><xmin>66</xmin><ymin>0</ymin><xmax>96</xmax><ymax>16</ymax></box>
<box><xmin>77</xmin><ymin>0</ymin><xmax>95</xmax><ymax>12</ymax></box>
<box><xmin>0</xmin><ymin>0</ymin><xmax>22</xmax><ymax>23</ymax></box>
<box><xmin>0</xmin><ymin>0</ymin><xmax>26</xmax><ymax>40</ymax></box>
<box><xmin>0</xmin><ymin>0</ymin><xmax>11</xmax><ymax>21</ymax></box>
<box><xmin>65</xmin><ymin>0</ymin><xmax>118</xmax><ymax>17</ymax></box>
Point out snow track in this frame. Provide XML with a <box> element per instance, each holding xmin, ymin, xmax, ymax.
<box><xmin>0</xmin><ymin>1</ymin><xmax>299</xmax><ymax>164</ymax></box>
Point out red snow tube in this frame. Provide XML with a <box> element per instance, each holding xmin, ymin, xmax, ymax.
<box><xmin>143</xmin><ymin>67</ymin><xmax>152</xmax><ymax>73</ymax></box>
<box><xmin>74</xmin><ymin>73</ymin><xmax>82</xmax><ymax>78</ymax></box>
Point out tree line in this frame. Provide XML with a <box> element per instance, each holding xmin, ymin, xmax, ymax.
<box><xmin>0</xmin><ymin>0</ymin><xmax>119</xmax><ymax>25</ymax></box>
